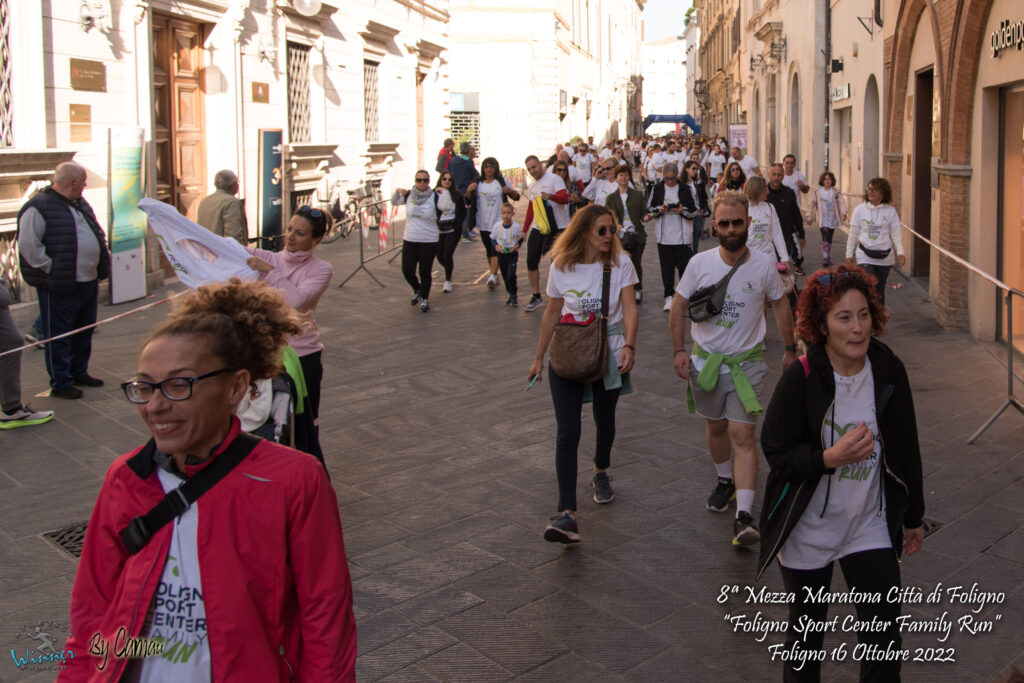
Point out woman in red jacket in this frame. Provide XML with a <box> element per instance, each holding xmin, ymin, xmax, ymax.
<box><xmin>59</xmin><ymin>279</ymin><xmax>357</xmax><ymax>682</ymax></box>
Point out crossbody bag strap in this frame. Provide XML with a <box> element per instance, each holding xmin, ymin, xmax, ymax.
<box><xmin>716</xmin><ymin>247</ymin><xmax>749</xmax><ymax>292</ymax></box>
<box><xmin>601</xmin><ymin>263</ymin><xmax>612</xmax><ymax>318</ymax></box>
<box><xmin>120</xmin><ymin>432</ymin><xmax>262</xmax><ymax>556</ymax></box>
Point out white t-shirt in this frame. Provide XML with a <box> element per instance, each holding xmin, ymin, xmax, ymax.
<box><xmin>676</xmin><ymin>247</ymin><xmax>785</xmax><ymax>373</ymax></box>
<box><xmin>778</xmin><ymin>358</ymin><xmax>891</xmax><ymax>570</ymax></box>
<box><xmin>818</xmin><ymin>188</ymin><xmax>840</xmax><ymax>228</ymax></box>
<box><xmin>138</xmin><ymin>468</ymin><xmax>213</xmax><ymax>682</ymax></box>
<box><xmin>706</xmin><ymin>151</ymin><xmax>726</xmax><ymax>178</ymax></box>
<box><xmin>527</xmin><ymin>171</ymin><xmax>570</xmax><ymax>230</ymax></box>
<box><xmin>475</xmin><ymin>179</ymin><xmax>504</xmax><ymax>231</ymax></box>
<box><xmin>782</xmin><ymin>170</ymin><xmax>807</xmax><ymax>196</ymax></box>
<box><xmin>615</xmin><ymin>192</ymin><xmax>635</xmax><ymax>233</ymax></box>
<box><xmin>847</xmin><ymin>203</ymin><xmax>903</xmax><ymax>267</ymax></box>
<box><xmin>490</xmin><ymin>220</ymin><xmax>522</xmax><ymax>252</ymax></box>
<box><xmin>599</xmin><ymin>148</ymin><xmax>614</xmax><ymax>159</ymax></box>
<box><xmin>654</xmin><ymin>183</ymin><xmax>687</xmax><ymax>245</ymax></box>
<box><xmin>730</xmin><ymin>155</ymin><xmax>759</xmax><ymax>178</ymax></box>
<box><xmin>436</xmin><ymin>189</ymin><xmax>456</xmax><ymax>222</ymax></box>
<box><xmin>642</xmin><ymin>157</ymin><xmax>658</xmax><ymax>182</ymax></box>
<box><xmin>392</xmin><ymin>191</ymin><xmax>439</xmax><ymax>243</ymax></box>
<box><xmin>546</xmin><ymin>252</ymin><xmax>639</xmax><ymax>357</ymax></box>
<box><xmin>747</xmin><ymin>202</ymin><xmax>790</xmax><ymax>262</ymax></box>
<box><xmin>567</xmin><ymin>165</ymin><xmax>583</xmax><ymax>185</ymax></box>
<box><xmin>582</xmin><ymin>178</ymin><xmax>618</xmax><ymax>207</ymax></box>
<box><xmin>573</xmin><ymin>153</ymin><xmax>596</xmax><ymax>182</ymax></box>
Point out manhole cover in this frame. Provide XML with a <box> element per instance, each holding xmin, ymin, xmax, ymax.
<box><xmin>42</xmin><ymin>523</ymin><xmax>88</xmax><ymax>559</ymax></box>
<box><xmin>922</xmin><ymin>517</ymin><xmax>943</xmax><ymax>538</ymax></box>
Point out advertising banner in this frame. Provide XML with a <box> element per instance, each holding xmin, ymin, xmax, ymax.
<box><xmin>728</xmin><ymin>124</ymin><xmax>749</xmax><ymax>153</ymax></box>
<box><xmin>258</xmin><ymin>129</ymin><xmax>283</xmax><ymax>248</ymax></box>
<box><xmin>107</xmin><ymin>127</ymin><xmax>148</xmax><ymax>303</ymax></box>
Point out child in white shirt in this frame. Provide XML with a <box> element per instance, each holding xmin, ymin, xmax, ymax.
<box><xmin>491</xmin><ymin>203</ymin><xmax>523</xmax><ymax>306</ymax></box>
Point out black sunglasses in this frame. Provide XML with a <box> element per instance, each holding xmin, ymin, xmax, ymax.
<box><xmin>714</xmin><ymin>218</ymin><xmax>746</xmax><ymax>228</ymax></box>
<box><xmin>415</xmin><ymin>177</ymin><xmax>430</xmax><ymax>183</ymax></box>
<box><xmin>296</xmin><ymin>205</ymin><xmax>323</xmax><ymax>219</ymax></box>
<box><xmin>440</xmin><ymin>176</ymin><xmax>453</xmax><ymax>182</ymax></box>
<box><xmin>596</xmin><ymin>226</ymin><xmax>610</xmax><ymax>236</ymax></box>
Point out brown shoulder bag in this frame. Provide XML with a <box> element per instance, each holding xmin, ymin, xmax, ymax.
<box><xmin>548</xmin><ymin>264</ymin><xmax>611</xmax><ymax>383</ymax></box>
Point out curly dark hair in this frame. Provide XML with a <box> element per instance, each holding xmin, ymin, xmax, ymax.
<box><xmin>145</xmin><ymin>278</ymin><xmax>302</xmax><ymax>395</ymax></box>
<box><xmin>865</xmin><ymin>177</ymin><xmax>893</xmax><ymax>204</ymax></box>
<box><xmin>795</xmin><ymin>265</ymin><xmax>889</xmax><ymax>345</ymax></box>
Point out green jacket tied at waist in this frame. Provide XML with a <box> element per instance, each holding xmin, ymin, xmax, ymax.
<box><xmin>686</xmin><ymin>341</ymin><xmax>765</xmax><ymax>415</ymax></box>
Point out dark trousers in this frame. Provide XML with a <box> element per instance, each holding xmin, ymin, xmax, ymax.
<box><xmin>625</xmin><ymin>239</ymin><xmax>645</xmax><ymax>292</ymax></box>
<box><xmin>548</xmin><ymin>365</ymin><xmax>621</xmax><ymax>511</ymax></box>
<box><xmin>497</xmin><ymin>251</ymin><xmax>518</xmax><ymax>295</ymax></box>
<box><xmin>39</xmin><ymin>280</ymin><xmax>98</xmax><ymax>390</ymax></box>
<box><xmin>436</xmin><ymin>231</ymin><xmax>459</xmax><ymax>281</ymax></box>
<box><xmin>298</xmin><ymin>351</ymin><xmax>323</xmax><ymax>421</ymax></box>
<box><xmin>860</xmin><ymin>264</ymin><xmax>892</xmax><ymax>305</ymax></box>
<box><xmin>778</xmin><ymin>548</ymin><xmax>902</xmax><ymax>683</ymax></box>
<box><xmin>402</xmin><ymin>241</ymin><xmax>438</xmax><ymax>300</ymax></box>
<box><xmin>657</xmin><ymin>243</ymin><xmax>693</xmax><ymax>298</ymax></box>
<box><xmin>692</xmin><ymin>216</ymin><xmax>704</xmax><ymax>252</ymax></box>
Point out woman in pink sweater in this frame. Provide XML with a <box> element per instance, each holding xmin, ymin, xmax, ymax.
<box><xmin>246</xmin><ymin>206</ymin><xmax>334</xmax><ymax>423</ymax></box>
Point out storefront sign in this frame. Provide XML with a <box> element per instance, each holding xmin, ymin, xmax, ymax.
<box><xmin>257</xmin><ymin>129</ymin><xmax>283</xmax><ymax>247</ymax></box>
<box><xmin>108</xmin><ymin>127</ymin><xmax>148</xmax><ymax>303</ymax></box>
<box><xmin>831</xmin><ymin>84</ymin><xmax>851</xmax><ymax>102</ymax></box>
<box><xmin>991</xmin><ymin>19</ymin><xmax>1024</xmax><ymax>57</ymax></box>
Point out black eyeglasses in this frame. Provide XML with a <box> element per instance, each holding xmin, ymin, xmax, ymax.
<box><xmin>121</xmin><ymin>368</ymin><xmax>235</xmax><ymax>404</ymax></box>
<box><xmin>818</xmin><ymin>271</ymin><xmax>858</xmax><ymax>286</ymax></box>
<box><xmin>554</xmin><ymin>168</ymin><xmax>568</xmax><ymax>174</ymax></box>
<box><xmin>596</xmin><ymin>226</ymin><xmax>610</xmax><ymax>236</ymax></box>
<box><xmin>415</xmin><ymin>177</ymin><xmax>430</xmax><ymax>183</ymax></box>
<box><xmin>714</xmin><ymin>218</ymin><xmax>746</xmax><ymax>228</ymax></box>
<box><xmin>441</xmin><ymin>176</ymin><xmax>453</xmax><ymax>183</ymax></box>
<box><xmin>295</xmin><ymin>205</ymin><xmax>323</xmax><ymax>219</ymax></box>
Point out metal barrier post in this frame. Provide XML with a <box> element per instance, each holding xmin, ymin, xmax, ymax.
<box><xmin>337</xmin><ymin>208</ymin><xmax>386</xmax><ymax>288</ymax></box>
<box><xmin>968</xmin><ymin>288</ymin><xmax>1024</xmax><ymax>444</ymax></box>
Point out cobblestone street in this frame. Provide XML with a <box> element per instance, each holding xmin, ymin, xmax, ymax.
<box><xmin>2</xmin><ymin>223</ymin><xmax>1022</xmax><ymax>682</ymax></box>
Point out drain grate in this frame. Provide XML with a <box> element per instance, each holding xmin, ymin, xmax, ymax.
<box><xmin>921</xmin><ymin>517</ymin><xmax>943</xmax><ymax>538</ymax></box>
<box><xmin>42</xmin><ymin>522</ymin><xmax>88</xmax><ymax>559</ymax></box>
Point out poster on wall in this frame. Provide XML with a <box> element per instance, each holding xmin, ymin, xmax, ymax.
<box><xmin>728</xmin><ymin>124</ymin><xmax>749</xmax><ymax>153</ymax></box>
<box><xmin>107</xmin><ymin>127</ymin><xmax>148</xmax><ymax>304</ymax></box>
<box><xmin>257</xmin><ymin>129</ymin><xmax>284</xmax><ymax>249</ymax></box>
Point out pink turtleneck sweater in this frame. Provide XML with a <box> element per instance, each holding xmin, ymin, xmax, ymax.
<box><xmin>247</xmin><ymin>247</ymin><xmax>334</xmax><ymax>356</ymax></box>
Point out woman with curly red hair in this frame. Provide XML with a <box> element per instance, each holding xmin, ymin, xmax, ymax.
<box><xmin>757</xmin><ymin>265</ymin><xmax>924</xmax><ymax>682</ymax></box>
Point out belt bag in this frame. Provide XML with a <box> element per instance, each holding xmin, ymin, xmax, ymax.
<box><xmin>688</xmin><ymin>248</ymin><xmax>749</xmax><ymax>323</ymax></box>
<box><xmin>438</xmin><ymin>219</ymin><xmax>456</xmax><ymax>233</ymax></box>
<box><xmin>548</xmin><ymin>265</ymin><xmax>611</xmax><ymax>383</ymax></box>
<box><xmin>858</xmin><ymin>242</ymin><xmax>892</xmax><ymax>260</ymax></box>
<box><xmin>620</xmin><ymin>229</ymin><xmax>638</xmax><ymax>251</ymax></box>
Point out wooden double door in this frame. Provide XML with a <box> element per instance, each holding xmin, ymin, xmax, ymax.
<box><xmin>152</xmin><ymin>15</ymin><xmax>206</xmax><ymax>215</ymax></box>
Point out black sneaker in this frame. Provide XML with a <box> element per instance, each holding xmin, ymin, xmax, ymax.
<box><xmin>73</xmin><ymin>374</ymin><xmax>104</xmax><ymax>387</ymax></box>
<box><xmin>410</xmin><ymin>291</ymin><xmax>421</xmax><ymax>306</ymax></box>
<box><xmin>510</xmin><ymin>295</ymin><xmax>519</xmax><ymax>307</ymax></box>
<box><xmin>524</xmin><ymin>295</ymin><xmax>543</xmax><ymax>312</ymax></box>
<box><xmin>592</xmin><ymin>471</ymin><xmax>614</xmax><ymax>504</ymax></box>
<box><xmin>706</xmin><ymin>477</ymin><xmax>736</xmax><ymax>512</ymax></box>
<box><xmin>544</xmin><ymin>511</ymin><xmax>581</xmax><ymax>543</ymax></box>
<box><xmin>50</xmin><ymin>385</ymin><xmax>84</xmax><ymax>400</ymax></box>
<box><xmin>505</xmin><ymin>295</ymin><xmax>513</xmax><ymax>306</ymax></box>
<box><xmin>420</xmin><ymin>299</ymin><xmax>430</xmax><ymax>313</ymax></box>
<box><xmin>733</xmin><ymin>511</ymin><xmax>761</xmax><ymax>547</ymax></box>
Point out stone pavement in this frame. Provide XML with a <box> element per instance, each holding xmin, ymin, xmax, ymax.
<box><xmin>1</xmin><ymin>212</ymin><xmax>1022</xmax><ymax>682</ymax></box>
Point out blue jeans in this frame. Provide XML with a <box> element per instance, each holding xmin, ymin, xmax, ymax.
<box><xmin>692</xmin><ymin>216</ymin><xmax>704</xmax><ymax>253</ymax></box>
<box><xmin>39</xmin><ymin>280</ymin><xmax>98</xmax><ymax>389</ymax></box>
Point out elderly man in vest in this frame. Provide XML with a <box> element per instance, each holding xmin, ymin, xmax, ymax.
<box><xmin>17</xmin><ymin>162</ymin><xmax>110</xmax><ymax>399</ymax></box>
<box><xmin>197</xmin><ymin>169</ymin><xmax>247</xmax><ymax>244</ymax></box>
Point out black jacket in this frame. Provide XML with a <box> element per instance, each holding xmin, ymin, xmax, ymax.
<box><xmin>648</xmin><ymin>180</ymin><xmax>706</xmax><ymax>220</ymax></box>
<box><xmin>766</xmin><ymin>184</ymin><xmax>805</xmax><ymax>240</ymax></box>
<box><xmin>466</xmin><ymin>176</ymin><xmax>519</xmax><ymax>230</ymax></box>
<box><xmin>756</xmin><ymin>338</ymin><xmax>925</xmax><ymax>580</ymax></box>
<box><xmin>17</xmin><ymin>187</ymin><xmax>110</xmax><ymax>295</ymax></box>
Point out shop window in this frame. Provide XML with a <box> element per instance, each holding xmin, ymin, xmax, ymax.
<box><xmin>363</xmin><ymin>60</ymin><xmax>380</xmax><ymax>142</ymax></box>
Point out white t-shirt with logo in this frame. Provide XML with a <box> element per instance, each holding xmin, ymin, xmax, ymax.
<box><xmin>490</xmin><ymin>220</ymin><xmax>523</xmax><ymax>252</ymax></box>
<box><xmin>528</xmin><ymin>170</ymin><xmax>570</xmax><ymax>231</ymax></box>
<box><xmin>546</xmin><ymin>252</ymin><xmax>638</xmax><ymax>357</ymax></box>
<box><xmin>138</xmin><ymin>468</ymin><xmax>212</xmax><ymax>683</ymax></box>
<box><xmin>847</xmin><ymin>203</ymin><xmax>902</xmax><ymax>267</ymax></box>
<box><xmin>747</xmin><ymin>202</ymin><xmax>790</xmax><ymax>262</ymax></box>
<box><xmin>573</xmin><ymin>153</ymin><xmax>595</xmax><ymax>182</ymax></box>
<box><xmin>778</xmin><ymin>358</ymin><xmax>891</xmax><ymax>570</ymax></box>
<box><xmin>654</xmin><ymin>183</ymin><xmax>687</xmax><ymax>245</ymax></box>
<box><xmin>676</xmin><ymin>247</ymin><xmax>785</xmax><ymax>374</ymax></box>
<box><xmin>582</xmin><ymin>178</ymin><xmax>618</xmax><ymax>207</ymax></box>
<box><xmin>475</xmin><ymin>179</ymin><xmax>504</xmax><ymax>232</ymax></box>
<box><xmin>817</xmin><ymin>188</ymin><xmax>840</xmax><ymax>228</ymax></box>
<box><xmin>616</xmin><ymin>192</ymin><xmax>635</xmax><ymax>233</ymax></box>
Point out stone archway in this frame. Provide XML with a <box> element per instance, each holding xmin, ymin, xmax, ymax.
<box><xmin>790</xmin><ymin>70</ymin><xmax>800</xmax><ymax>161</ymax></box>
<box><xmin>863</xmin><ymin>75</ymin><xmax>880</xmax><ymax>183</ymax></box>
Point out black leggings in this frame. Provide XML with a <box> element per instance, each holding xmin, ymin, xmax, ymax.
<box><xmin>548</xmin><ymin>365</ymin><xmax>621</xmax><ymax>511</ymax></box>
<box><xmin>778</xmin><ymin>548</ymin><xmax>902</xmax><ymax>682</ymax></box>
<box><xmin>657</xmin><ymin>243</ymin><xmax>692</xmax><ymax>298</ymax></box>
<box><xmin>402</xmin><ymin>241</ymin><xmax>438</xmax><ymax>300</ymax></box>
<box><xmin>436</xmin><ymin>231</ymin><xmax>459</xmax><ymax>281</ymax></box>
<box><xmin>298</xmin><ymin>351</ymin><xmax>322</xmax><ymax>421</ymax></box>
<box><xmin>860</xmin><ymin>263</ymin><xmax>892</xmax><ymax>306</ymax></box>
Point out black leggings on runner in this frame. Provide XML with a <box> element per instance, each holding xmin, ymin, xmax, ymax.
<box><xmin>548</xmin><ymin>365</ymin><xmax>621</xmax><ymax>511</ymax></box>
<box><xmin>436</xmin><ymin>231</ymin><xmax>459</xmax><ymax>281</ymax></box>
<box><xmin>778</xmin><ymin>548</ymin><xmax>902</xmax><ymax>682</ymax></box>
<box><xmin>402</xmin><ymin>241</ymin><xmax>438</xmax><ymax>300</ymax></box>
<box><xmin>298</xmin><ymin>351</ymin><xmax>323</xmax><ymax>421</ymax></box>
<box><xmin>657</xmin><ymin>243</ymin><xmax>692</xmax><ymax>298</ymax></box>
<box><xmin>860</xmin><ymin>263</ymin><xmax>892</xmax><ymax>305</ymax></box>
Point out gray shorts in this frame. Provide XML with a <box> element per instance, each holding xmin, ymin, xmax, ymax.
<box><xmin>689</xmin><ymin>360</ymin><xmax>768</xmax><ymax>424</ymax></box>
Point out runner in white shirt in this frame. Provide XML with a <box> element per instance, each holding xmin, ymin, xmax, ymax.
<box><xmin>743</xmin><ymin>176</ymin><xmax>791</xmax><ymax>266</ymax></box>
<box><xmin>573</xmin><ymin>145</ymin><xmax>597</xmax><ymax>184</ymax></box>
<box><xmin>522</xmin><ymin>155</ymin><xmax>571</xmax><ymax>311</ymax></box>
<box><xmin>582</xmin><ymin>158</ymin><xmax>623</xmax><ymax>207</ymax></box>
<box><xmin>669</xmin><ymin>189</ymin><xmax>797</xmax><ymax>548</ymax></box>
<box><xmin>845</xmin><ymin>177</ymin><xmax>905</xmax><ymax>305</ymax></box>
<box><xmin>781</xmin><ymin>154</ymin><xmax>810</xmax><ymax>209</ymax></box>
<box><xmin>729</xmin><ymin>147</ymin><xmax>762</xmax><ymax>178</ymax></box>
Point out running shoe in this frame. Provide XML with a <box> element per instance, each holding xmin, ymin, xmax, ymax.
<box><xmin>73</xmin><ymin>374</ymin><xmax>104</xmax><ymax>387</ymax></box>
<box><xmin>50</xmin><ymin>386</ymin><xmax>83</xmax><ymax>400</ymax></box>
<box><xmin>732</xmin><ymin>511</ymin><xmax>761</xmax><ymax>547</ymax></box>
<box><xmin>706</xmin><ymin>477</ymin><xmax>736</xmax><ymax>512</ymax></box>
<box><xmin>544</xmin><ymin>511</ymin><xmax>581</xmax><ymax>543</ymax></box>
<box><xmin>420</xmin><ymin>299</ymin><xmax>430</xmax><ymax>313</ymax></box>
<box><xmin>663</xmin><ymin>296</ymin><xmax>673</xmax><ymax>312</ymax></box>
<box><xmin>794</xmin><ymin>266</ymin><xmax>805</xmax><ymax>276</ymax></box>
<box><xmin>510</xmin><ymin>295</ymin><xmax>519</xmax><ymax>307</ymax></box>
<box><xmin>635</xmin><ymin>290</ymin><xmax>643</xmax><ymax>304</ymax></box>
<box><xmin>487</xmin><ymin>275</ymin><xmax>497</xmax><ymax>291</ymax></box>
<box><xmin>443</xmin><ymin>281</ymin><xmax>453</xmax><ymax>293</ymax></box>
<box><xmin>0</xmin><ymin>404</ymin><xmax>55</xmax><ymax>430</ymax></box>
<box><xmin>524</xmin><ymin>295</ymin><xmax>543</xmax><ymax>312</ymax></box>
<box><xmin>505</xmin><ymin>295</ymin><xmax>513</xmax><ymax>306</ymax></box>
<box><xmin>592</xmin><ymin>471</ymin><xmax>614</xmax><ymax>504</ymax></box>
<box><xmin>410</xmin><ymin>291</ymin><xmax>421</xmax><ymax>305</ymax></box>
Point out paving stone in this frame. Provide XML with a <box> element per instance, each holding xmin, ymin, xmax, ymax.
<box><xmin>513</xmin><ymin>652</ymin><xmax>626</xmax><ymax>682</ymax></box>
<box><xmin>455</xmin><ymin>563</ymin><xmax>558</xmax><ymax>613</ymax></box>
<box><xmin>437</xmin><ymin>604</ymin><xmax>567</xmax><ymax>674</ymax></box>
<box><xmin>418</xmin><ymin>642</ymin><xmax>513</xmax><ymax>682</ymax></box>
<box><xmin>356</xmin><ymin>608</ymin><xmax>421</xmax><ymax>655</ymax></box>
<box><xmin>395</xmin><ymin>585</ymin><xmax>484</xmax><ymax>625</ymax></box>
<box><xmin>355</xmin><ymin>627</ymin><xmax>458</xmax><ymax>682</ymax></box>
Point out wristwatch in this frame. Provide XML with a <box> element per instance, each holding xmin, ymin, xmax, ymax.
<box><xmin>784</xmin><ymin>344</ymin><xmax>797</xmax><ymax>352</ymax></box>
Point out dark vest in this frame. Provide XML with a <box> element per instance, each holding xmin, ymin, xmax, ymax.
<box><xmin>17</xmin><ymin>187</ymin><xmax>110</xmax><ymax>295</ymax></box>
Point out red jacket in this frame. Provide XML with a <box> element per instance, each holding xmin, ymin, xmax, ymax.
<box><xmin>58</xmin><ymin>419</ymin><xmax>357</xmax><ymax>682</ymax></box>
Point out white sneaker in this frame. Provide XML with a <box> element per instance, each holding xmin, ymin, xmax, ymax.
<box><xmin>0</xmin><ymin>404</ymin><xmax>55</xmax><ymax>430</ymax></box>
<box><xmin>487</xmin><ymin>274</ymin><xmax>498</xmax><ymax>290</ymax></box>
<box><xmin>443</xmin><ymin>281</ymin><xmax>453</xmax><ymax>293</ymax></box>
<box><xmin>635</xmin><ymin>290</ymin><xmax>642</xmax><ymax>303</ymax></box>
<box><xmin>663</xmin><ymin>296</ymin><xmax>672</xmax><ymax>312</ymax></box>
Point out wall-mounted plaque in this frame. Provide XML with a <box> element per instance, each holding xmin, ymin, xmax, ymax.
<box><xmin>69</xmin><ymin>104</ymin><xmax>92</xmax><ymax>142</ymax></box>
<box><xmin>252</xmin><ymin>82</ymin><xmax>270</xmax><ymax>103</ymax></box>
<box><xmin>70</xmin><ymin>59</ymin><xmax>106</xmax><ymax>92</ymax></box>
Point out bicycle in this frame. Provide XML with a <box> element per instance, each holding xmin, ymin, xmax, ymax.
<box><xmin>319</xmin><ymin>179</ymin><xmax>384</xmax><ymax>244</ymax></box>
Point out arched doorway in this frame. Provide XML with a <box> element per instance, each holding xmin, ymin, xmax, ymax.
<box><xmin>863</xmin><ymin>75</ymin><xmax>880</xmax><ymax>183</ymax></box>
<box><xmin>790</xmin><ymin>72</ymin><xmax>800</xmax><ymax>161</ymax></box>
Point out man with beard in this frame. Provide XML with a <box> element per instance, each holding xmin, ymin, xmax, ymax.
<box><xmin>522</xmin><ymin>154</ymin><xmax>570</xmax><ymax>311</ymax></box>
<box><xmin>669</xmin><ymin>191</ymin><xmax>797</xmax><ymax>548</ymax></box>
<box><xmin>767</xmin><ymin>163</ymin><xmax>806</xmax><ymax>275</ymax></box>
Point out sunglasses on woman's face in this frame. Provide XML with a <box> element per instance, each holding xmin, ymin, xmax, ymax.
<box><xmin>714</xmin><ymin>218</ymin><xmax>746</xmax><ymax>228</ymax></box>
<box><xmin>595</xmin><ymin>226</ymin><xmax>610</xmax><ymax>236</ymax></box>
<box><xmin>441</xmin><ymin>177</ymin><xmax>453</xmax><ymax>183</ymax></box>
<box><xmin>554</xmin><ymin>168</ymin><xmax>567</xmax><ymax>174</ymax></box>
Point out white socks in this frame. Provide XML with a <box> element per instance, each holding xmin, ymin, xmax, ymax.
<box><xmin>715</xmin><ymin>461</ymin><xmax>733</xmax><ymax>480</ymax></box>
<box><xmin>736</xmin><ymin>489</ymin><xmax>755</xmax><ymax>517</ymax></box>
